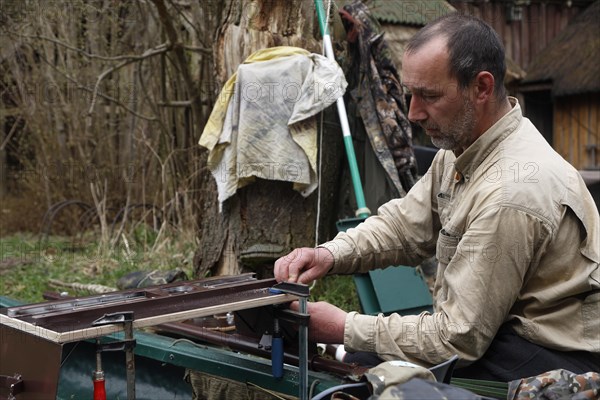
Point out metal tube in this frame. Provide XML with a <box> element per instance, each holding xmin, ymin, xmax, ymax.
<box><xmin>298</xmin><ymin>298</ymin><xmax>308</xmax><ymax>400</ymax></box>
<box><xmin>123</xmin><ymin>321</ymin><xmax>136</xmax><ymax>400</ymax></box>
<box><xmin>95</xmin><ymin>343</ymin><xmax>103</xmax><ymax>373</ymax></box>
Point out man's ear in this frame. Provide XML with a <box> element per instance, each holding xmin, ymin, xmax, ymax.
<box><xmin>473</xmin><ymin>71</ymin><xmax>495</xmax><ymax>103</ymax></box>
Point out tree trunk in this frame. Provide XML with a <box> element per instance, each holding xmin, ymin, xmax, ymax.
<box><xmin>193</xmin><ymin>0</ymin><xmax>344</xmax><ymax>279</ymax></box>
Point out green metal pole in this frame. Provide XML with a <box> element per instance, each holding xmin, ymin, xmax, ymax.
<box><xmin>314</xmin><ymin>0</ymin><xmax>371</xmax><ymax>219</ymax></box>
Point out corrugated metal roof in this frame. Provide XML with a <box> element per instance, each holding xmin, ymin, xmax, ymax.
<box><xmin>364</xmin><ymin>0</ymin><xmax>456</xmax><ymax>26</ymax></box>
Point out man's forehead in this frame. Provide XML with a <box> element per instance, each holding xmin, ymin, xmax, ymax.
<box><xmin>401</xmin><ymin>69</ymin><xmax>450</xmax><ymax>92</ymax></box>
<box><xmin>401</xmin><ymin>40</ymin><xmax>452</xmax><ymax>90</ymax></box>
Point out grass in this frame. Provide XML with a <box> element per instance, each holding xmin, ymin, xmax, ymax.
<box><xmin>0</xmin><ymin>232</ymin><xmax>361</xmax><ymax>312</ymax></box>
<box><xmin>310</xmin><ymin>275</ymin><xmax>360</xmax><ymax>312</ymax></box>
<box><xmin>0</xmin><ymin>230</ymin><xmax>197</xmax><ymax>304</ymax></box>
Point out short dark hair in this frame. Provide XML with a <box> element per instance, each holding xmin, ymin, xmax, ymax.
<box><xmin>406</xmin><ymin>13</ymin><xmax>507</xmax><ymax>99</ymax></box>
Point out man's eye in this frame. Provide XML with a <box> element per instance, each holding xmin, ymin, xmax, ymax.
<box><xmin>422</xmin><ymin>94</ymin><xmax>440</xmax><ymax>102</ymax></box>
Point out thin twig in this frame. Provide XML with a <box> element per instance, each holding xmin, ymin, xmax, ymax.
<box><xmin>12</xmin><ymin>32</ymin><xmax>173</xmax><ymax>61</ymax></box>
<box><xmin>88</xmin><ymin>44</ymin><xmax>171</xmax><ymax>115</ymax></box>
<box><xmin>166</xmin><ymin>0</ymin><xmax>201</xmax><ymax>37</ymax></box>
<box><xmin>151</xmin><ymin>0</ymin><xmax>202</xmax><ymax>125</ymax></box>
<box><xmin>90</xmin><ymin>180</ymin><xmax>110</xmax><ymax>251</ymax></box>
<box><xmin>36</xmin><ymin>53</ymin><xmax>157</xmax><ymax>121</ymax></box>
<box><xmin>136</xmin><ymin>56</ymin><xmax>172</xmax><ymax>140</ymax></box>
<box><xmin>0</xmin><ymin>115</ymin><xmax>23</xmax><ymax>151</ymax></box>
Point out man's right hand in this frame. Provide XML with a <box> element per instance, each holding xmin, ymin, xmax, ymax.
<box><xmin>274</xmin><ymin>247</ymin><xmax>334</xmax><ymax>284</ymax></box>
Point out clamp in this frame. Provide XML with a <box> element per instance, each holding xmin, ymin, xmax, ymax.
<box><xmin>0</xmin><ymin>374</ymin><xmax>23</xmax><ymax>400</ymax></box>
<box><xmin>92</xmin><ymin>311</ymin><xmax>136</xmax><ymax>400</ymax></box>
<box><xmin>271</xmin><ymin>282</ymin><xmax>310</xmax><ymax>400</ymax></box>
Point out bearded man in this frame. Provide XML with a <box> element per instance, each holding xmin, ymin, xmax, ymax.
<box><xmin>275</xmin><ymin>13</ymin><xmax>600</xmax><ymax>380</ymax></box>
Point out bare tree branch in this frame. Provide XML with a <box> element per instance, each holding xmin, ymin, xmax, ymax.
<box><xmin>150</xmin><ymin>0</ymin><xmax>202</xmax><ymax>126</ymax></box>
<box><xmin>10</xmin><ymin>32</ymin><xmax>178</xmax><ymax>61</ymax></box>
<box><xmin>88</xmin><ymin>44</ymin><xmax>171</xmax><ymax>115</ymax></box>
<box><xmin>37</xmin><ymin>53</ymin><xmax>157</xmax><ymax>121</ymax></box>
<box><xmin>0</xmin><ymin>115</ymin><xmax>23</xmax><ymax>151</ymax></box>
<box><xmin>166</xmin><ymin>0</ymin><xmax>202</xmax><ymax>38</ymax></box>
<box><xmin>1</xmin><ymin>0</ymin><xmax>220</xmax><ymax>242</ymax></box>
<box><xmin>24</xmin><ymin>33</ymin><xmax>210</xmax><ymax>56</ymax></box>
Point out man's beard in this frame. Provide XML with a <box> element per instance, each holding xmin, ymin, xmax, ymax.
<box><xmin>426</xmin><ymin>96</ymin><xmax>476</xmax><ymax>152</ymax></box>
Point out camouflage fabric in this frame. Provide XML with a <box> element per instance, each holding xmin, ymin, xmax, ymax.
<box><xmin>185</xmin><ymin>369</ymin><xmax>296</xmax><ymax>400</ymax></box>
<box><xmin>508</xmin><ymin>369</ymin><xmax>600</xmax><ymax>400</ymax></box>
<box><xmin>339</xmin><ymin>0</ymin><xmax>418</xmax><ymax>196</ymax></box>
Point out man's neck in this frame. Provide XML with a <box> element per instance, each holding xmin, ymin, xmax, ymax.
<box><xmin>478</xmin><ymin>96</ymin><xmax>512</xmax><ymax>136</ymax></box>
<box><xmin>454</xmin><ymin>96</ymin><xmax>512</xmax><ymax>156</ymax></box>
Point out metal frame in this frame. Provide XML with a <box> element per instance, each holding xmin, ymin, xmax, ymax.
<box><xmin>1</xmin><ymin>275</ymin><xmax>296</xmax><ymax>343</ymax></box>
<box><xmin>0</xmin><ymin>276</ymin><xmax>320</xmax><ymax>399</ymax></box>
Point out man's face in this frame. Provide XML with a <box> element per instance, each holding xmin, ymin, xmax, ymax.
<box><xmin>402</xmin><ymin>37</ymin><xmax>477</xmax><ymax>153</ymax></box>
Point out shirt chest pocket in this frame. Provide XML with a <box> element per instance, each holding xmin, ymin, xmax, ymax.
<box><xmin>437</xmin><ymin>192</ymin><xmax>452</xmax><ymax>226</ymax></box>
<box><xmin>436</xmin><ymin>228</ymin><xmax>461</xmax><ymax>265</ymax></box>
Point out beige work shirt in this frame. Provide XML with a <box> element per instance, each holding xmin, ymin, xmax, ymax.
<box><xmin>322</xmin><ymin>98</ymin><xmax>600</xmax><ymax>367</ymax></box>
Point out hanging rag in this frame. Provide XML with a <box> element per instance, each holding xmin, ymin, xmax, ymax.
<box><xmin>199</xmin><ymin>46</ymin><xmax>347</xmax><ymax>211</ymax></box>
<box><xmin>339</xmin><ymin>0</ymin><xmax>418</xmax><ymax>196</ymax></box>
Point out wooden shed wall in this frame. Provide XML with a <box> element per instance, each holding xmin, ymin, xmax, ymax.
<box><xmin>554</xmin><ymin>93</ymin><xmax>600</xmax><ymax>170</ymax></box>
<box><xmin>448</xmin><ymin>1</ymin><xmax>588</xmax><ymax>69</ymax></box>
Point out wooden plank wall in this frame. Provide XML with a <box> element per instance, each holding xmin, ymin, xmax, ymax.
<box><xmin>449</xmin><ymin>1</ymin><xmax>587</xmax><ymax>69</ymax></box>
<box><xmin>554</xmin><ymin>93</ymin><xmax>600</xmax><ymax>170</ymax></box>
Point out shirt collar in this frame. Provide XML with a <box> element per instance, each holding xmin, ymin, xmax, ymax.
<box><xmin>454</xmin><ymin>97</ymin><xmax>521</xmax><ymax>180</ymax></box>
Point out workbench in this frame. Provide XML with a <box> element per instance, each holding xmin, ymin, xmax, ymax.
<box><xmin>0</xmin><ymin>275</ymin><xmax>356</xmax><ymax>399</ymax></box>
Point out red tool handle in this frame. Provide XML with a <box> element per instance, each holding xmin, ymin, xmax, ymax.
<box><xmin>93</xmin><ymin>378</ymin><xmax>106</xmax><ymax>400</ymax></box>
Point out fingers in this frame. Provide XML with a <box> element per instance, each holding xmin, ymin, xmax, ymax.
<box><xmin>296</xmin><ymin>267</ymin><xmax>321</xmax><ymax>285</ymax></box>
<box><xmin>274</xmin><ymin>247</ymin><xmax>334</xmax><ymax>284</ymax></box>
<box><xmin>274</xmin><ymin>248</ymin><xmax>298</xmax><ymax>282</ymax></box>
<box><xmin>296</xmin><ymin>247</ymin><xmax>334</xmax><ymax>284</ymax></box>
<box><xmin>274</xmin><ymin>247</ymin><xmax>313</xmax><ymax>283</ymax></box>
<box><xmin>274</xmin><ymin>250</ymin><xmax>290</xmax><ymax>282</ymax></box>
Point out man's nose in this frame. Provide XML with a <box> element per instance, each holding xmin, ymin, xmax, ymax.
<box><xmin>408</xmin><ymin>96</ymin><xmax>427</xmax><ymax>123</ymax></box>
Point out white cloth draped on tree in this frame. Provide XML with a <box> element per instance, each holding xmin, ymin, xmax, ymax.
<box><xmin>199</xmin><ymin>46</ymin><xmax>347</xmax><ymax>211</ymax></box>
